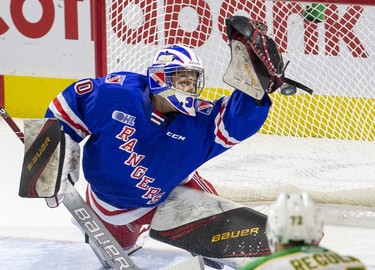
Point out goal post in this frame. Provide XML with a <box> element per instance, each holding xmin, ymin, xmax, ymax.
<box><xmin>92</xmin><ymin>0</ymin><xmax>375</xmax><ymax>219</ymax></box>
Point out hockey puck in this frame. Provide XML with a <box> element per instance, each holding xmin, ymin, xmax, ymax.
<box><xmin>280</xmin><ymin>84</ymin><xmax>297</xmax><ymax>96</ymax></box>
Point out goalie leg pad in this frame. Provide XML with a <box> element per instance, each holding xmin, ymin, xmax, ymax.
<box><xmin>150</xmin><ymin>186</ymin><xmax>270</xmax><ymax>269</ymax></box>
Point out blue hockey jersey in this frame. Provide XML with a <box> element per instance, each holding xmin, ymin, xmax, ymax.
<box><xmin>45</xmin><ymin>72</ymin><xmax>271</xmax><ymax>209</ymax></box>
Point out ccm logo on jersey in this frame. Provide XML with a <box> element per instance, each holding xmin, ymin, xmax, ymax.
<box><xmin>167</xmin><ymin>131</ymin><xmax>186</xmax><ymax>141</ymax></box>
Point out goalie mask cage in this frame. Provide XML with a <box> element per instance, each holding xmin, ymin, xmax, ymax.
<box><xmin>92</xmin><ymin>0</ymin><xmax>375</xmax><ymax>226</ymax></box>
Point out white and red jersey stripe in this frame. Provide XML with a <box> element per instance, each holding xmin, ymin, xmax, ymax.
<box><xmin>214</xmin><ymin>98</ymin><xmax>240</xmax><ymax>148</ymax></box>
<box><xmin>86</xmin><ymin>184</ymin><xmax>156</xmax><ymax>226</ymax></box>
<box><xmin>182</xmin><ymin>171</ymin><xmax>218</xmax><ymax>195</ymax></box>
<box><xmin>48</xmin><ymin>93</ymin><xmax>91</xmax><ymax>139</ymax></box>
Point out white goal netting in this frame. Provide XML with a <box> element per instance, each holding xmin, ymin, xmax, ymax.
<box><xmin>95</xmin><ymin>0</ymin><xmax>375</xmax><ymax>226</ymax></box>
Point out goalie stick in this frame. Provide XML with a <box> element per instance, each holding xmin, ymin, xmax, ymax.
<box><xmin>1</xmin><ymin>109</ymin><xmax>204</xmax><ymax>270</ymax></box>
<box><xmin>0</xmin><ymin>103</ymin><xmax>24</xmax><ymax>142</ymax></box>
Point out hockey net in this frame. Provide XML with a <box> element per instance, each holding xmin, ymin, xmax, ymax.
<box><xmin>93</xmin><ymin>0</ymin><xmax>375</xmax><ymax>226</ymax></box>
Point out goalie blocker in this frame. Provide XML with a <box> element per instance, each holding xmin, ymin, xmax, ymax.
<box><xmin>19</xmin><ymin>118</ymin><xmax>65</xmax><ymax>198</ymax></box>
<box><xmin>19</xmin><ymin>118</ymin><xmax>80</xmax><ymax>200</ymax></box>
<box><xmin>223</xmin><ymin>15</ymin><xmax>314</xmax><ymax>100</ymax></box>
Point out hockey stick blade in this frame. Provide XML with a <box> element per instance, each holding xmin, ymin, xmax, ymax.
<box><xmin>161</xmin><ymin>255</ymin><xmax>205</xmax><ymax>270</ymax></box>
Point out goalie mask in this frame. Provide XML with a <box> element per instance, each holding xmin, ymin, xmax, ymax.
<box><xmin>266</xmin><ymin>192</ymin><xmax>323</xmax><ymax>253</ymax></box>
<box><xmin>147</xmin><ymin>45</ymin><xmax>205</xmax><ymax>116</ymax></box>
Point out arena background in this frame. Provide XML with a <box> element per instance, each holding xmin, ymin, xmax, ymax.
<box><xmin>0</xmin><ymin>1</ymin><xmax>93</xmax><ymax>117</ymax></box>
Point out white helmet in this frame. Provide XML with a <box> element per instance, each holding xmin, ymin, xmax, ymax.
<box><xmin>266</xmin><ymin>192</ymin><xmax>323</xmax><ymax>252</ymax></box>
<box><xmin>147</xmin><ymin>44</ymin><xmax>205</xmax><ymax>116</ymax></box>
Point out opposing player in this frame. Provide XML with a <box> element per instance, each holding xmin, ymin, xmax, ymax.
<box><xmin>239</xmin><ymin>192</ymin><xmax>367</xmax><ymax>270</ymax></box>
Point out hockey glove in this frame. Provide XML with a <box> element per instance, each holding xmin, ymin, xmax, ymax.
<box><xmin>223</xmin><ymin>15</ymin><xmax>313</xmax><ymax>100</ymax></box>
<box><xmin>19</xmin><ymin>118</ymin><xmax>80</xmax><ymax>208</ymax></box>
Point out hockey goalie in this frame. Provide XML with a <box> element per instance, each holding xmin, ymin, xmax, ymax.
<box><xmin>18</xmin><ymin>15</ymin><xmax>312</xmax><ymax>270</ymax></box>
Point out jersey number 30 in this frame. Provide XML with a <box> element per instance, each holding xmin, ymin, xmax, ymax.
<box><xmin>74</xmin><ymin>79</ymin><xmax>93</xmax><ymax>95</ymax></box>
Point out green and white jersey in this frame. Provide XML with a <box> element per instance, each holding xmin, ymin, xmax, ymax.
<box><xmin>239</xmin><ymin>245</ymin><xmax>367</xmax><ymax>270</ymax></box>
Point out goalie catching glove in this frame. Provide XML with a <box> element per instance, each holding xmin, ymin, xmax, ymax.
<box><xmin>223</xmin><ymin>15</ymin><xmax>313</xmax><ymax>100</ymax></box>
